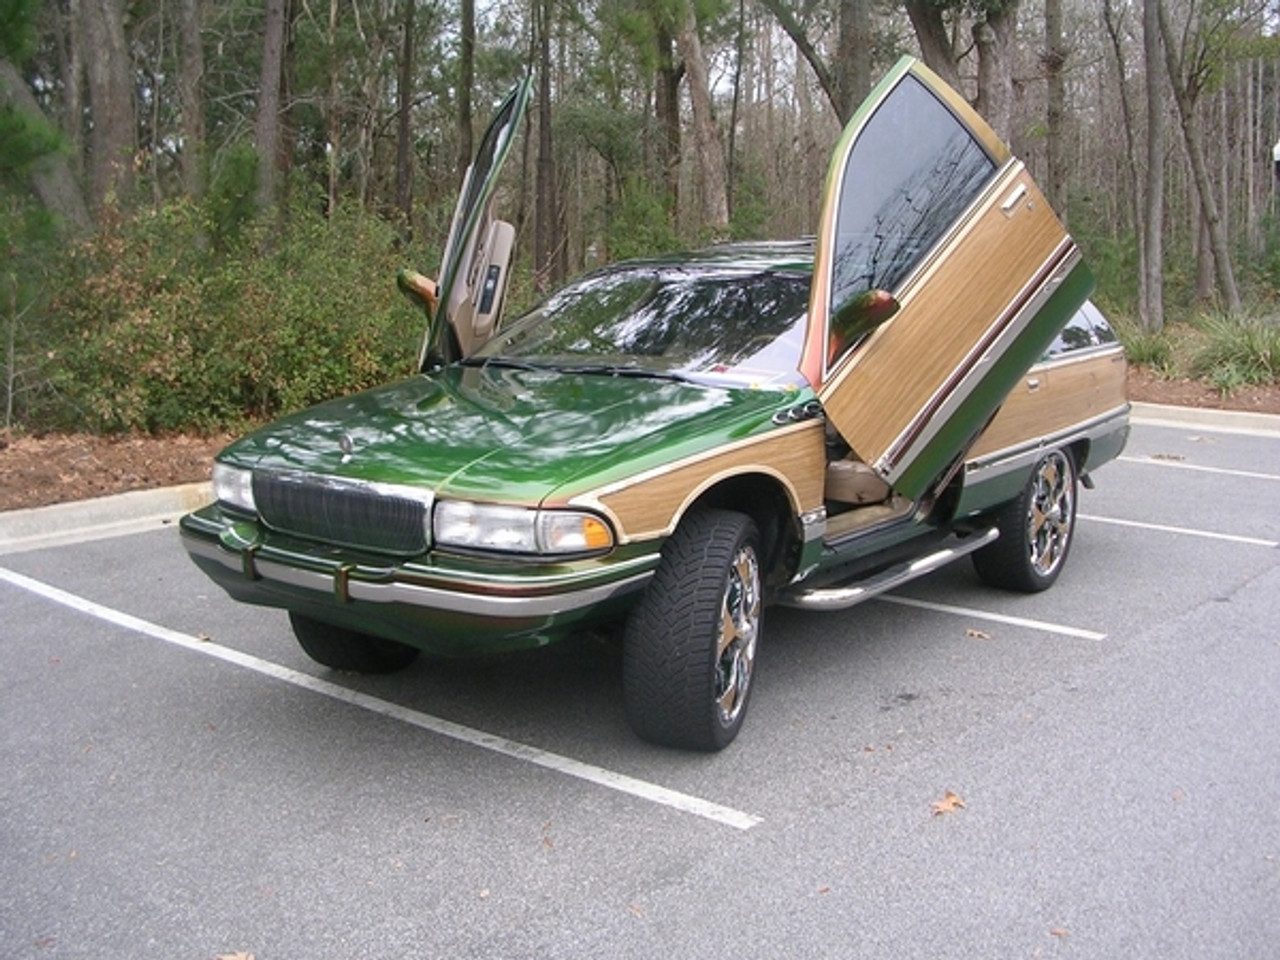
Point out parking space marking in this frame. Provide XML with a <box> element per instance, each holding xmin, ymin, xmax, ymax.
<box><xmin>1117</xmin><ymin>456</ymin><xmax>1280</xmax><ymax>482</ymax></box>
<box><xmin>1079</xmin><ymin>514</ymin><xmax>1279</xmax><ymax>548</ymax></box>
<box><xmin>0</xmin><ymin>566</ymin><xmax>763</xmax><ymax>831</ymax></box>
<box><xmin>877</xmin><ymin>595</ymin><xmax>1107</xmax><ymax>641</ymax></box>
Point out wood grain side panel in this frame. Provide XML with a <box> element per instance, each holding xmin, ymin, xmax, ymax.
<box><xmin>574</xmin><ymin>421</ymin><xmax>828</xmax><ymax>543</ymax></box>
<box><xmin>821</xmin><ymin>166</ymin><xmax>1067</xmax><ymax>466</ymax></box>
<box><xmin>969</xmin><ymin>348</ymin><xmax>1128</xmax><ymax>459</ymax></box>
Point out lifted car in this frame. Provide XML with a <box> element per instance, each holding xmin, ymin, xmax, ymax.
<box><xmin>181</xmin><ymin>59</ymin><xmax>1129</xmax><ymax>750</ymax></box>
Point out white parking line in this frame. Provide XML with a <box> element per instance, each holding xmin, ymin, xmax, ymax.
<box><xmin>1080</xmin><ymin>514</ymin><xmax>1279</xmax><ymax>548</ymax></box>
<box><xmin>0</xmin><ymin>566</ymin><xmax>763</xmax><ymax>832</ymax></box>
<box><xmin>876</xmin><ymin>595</ymin><xmax>1107</xmax><ymax>641</ymax></box>
<box><xmin>1118</xmin><ymin>456</ymin><xmax>1280</xmax><ymax>482</ymax></box>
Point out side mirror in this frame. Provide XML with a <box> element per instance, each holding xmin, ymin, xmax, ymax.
<box><xmin>828</xmin><ymin>289</ymin><xmax>900</xmax><ymax>365</ymax></box>
<box><xmin>397</xmin><ymin>269</ymin><xmax>439</xmax><ymax>319</ymax></box>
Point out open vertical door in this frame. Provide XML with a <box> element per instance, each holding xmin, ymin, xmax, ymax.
<box><xmin>419</xmin><ymin>76</ymin><xmax>532</xmax><ymax>368</ymax></box>
<box><xmin>803</xmin><ymin>58</ymin><xmax>1093</xmax><ymax>503</ymax></box>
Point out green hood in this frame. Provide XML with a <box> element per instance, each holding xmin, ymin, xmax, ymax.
<box><xmin>220</xmin><ymin>365</ymin><xmax>802</xmax><ymax>504</ymax></box>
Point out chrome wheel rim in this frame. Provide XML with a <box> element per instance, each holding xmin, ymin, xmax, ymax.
<box><xmin>716</xmin><ymin>543</ymin><xmax>761</xmax><ymax>726</ymax></box>
<box><xmin>1027</xmin><ymin>451</ymin><xmax>1074</xmax><ymax>578</ymax></box>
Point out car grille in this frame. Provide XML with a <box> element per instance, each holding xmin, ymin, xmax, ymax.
<box><xmin>252</xmin><ymin>471</ymin><xmax>431</xmax><ymax>556</ymax></box>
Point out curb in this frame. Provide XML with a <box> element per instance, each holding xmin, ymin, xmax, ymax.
<box><xmin>0</xmin><ymin>481</ymin><xmax>212</xmax><ymax>556</ymax></box>
<box><xmin>2</xmin><ymin>403</ymin><xmax>1278</xmax><ymax>554</ymax></box>
<box><xmin>1128</xmin><ymin>401</ymin><xmax>1280</xmax><ymax>437</ymax></box>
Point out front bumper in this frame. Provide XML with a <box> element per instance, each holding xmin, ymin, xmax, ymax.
<box><xmin>180</xmin><ymin>504</ymin><xmax>659</xmax><ymax>655</ymax></box>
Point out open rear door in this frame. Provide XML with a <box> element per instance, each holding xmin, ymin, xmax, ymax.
<box><xmin>419</xmin><ymin>76</ymin><xmax>531</xmax><ymax>368</ymax></box>
<box><xmin>804</xmin><ymin>58</ymin><xmax>1093</xmax><ymax>503</ymax></box>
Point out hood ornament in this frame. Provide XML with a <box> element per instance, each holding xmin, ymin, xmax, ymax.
<box><xmin>339</xmin><ymin>433</ymin><xmax>355</xmax><ymax>463</ymax></box>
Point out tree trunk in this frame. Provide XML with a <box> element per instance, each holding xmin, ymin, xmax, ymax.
<box><xmin>1043</xmin><ymin>0</ymin><xmax>1067</xmax><ymax>217</ymax></box>
<box><xmin>1103</xmin><ymin>0</ymin><xmax>1145</xmax><ymax>316</ymax></box>
<box><xmin>973</xmin><ymin>2</ymin><xmax>1018</xmax><ymax>142</ymax></box>
<box><xmin>456</xmin><ymin>0</ymin><xmax>474</xmax><ymax>187</ymax></box>
<box><xmin>1141</xmin><ymin>0</ymin><xmax>1164</xmax><ymax>332</ymax></box>
<box><xmin>1157</xmin><ymin>0</ymin><xmax>1241</xmax><ymax>314</ymax></box>
<box><xmin>675</xmin><ymin>0</ymin><xmax>729</xmax><ymax>239</ymax></box>
<box><xmin>178</xmin><ymin>0</ymin><xmax>206</xmax><ymax>199</ymax></box>
<box><xmin>903</xmin><ymin>0</ymin><xmax>963</xmax><ymax>92</ymax></box>
<box><xmin>395</xmin><ymin>0</ymin><xmax>414</xmax><ymax>230</ymax></box>
<box><xmin>654</xmin><ymin>25</ymin><xmax>681</xmax><ymax>222</ymax></box>
<box><xmin>0</xmin><ymin>59</ymin><xmax>91</xmax><ymax>232</ymax></box>
<box><xmin>325</xmin><ymin>0</ymin><xmax>339</xmax><ymax>216</ymax></box>
<box><xmin>254</xmin><ymin>0</ymin><xmax>288</xmax><ymax>211</ymax></box>
<box><xmin>836</xmin><ymin>0</ymin><xmax>871</xmax><ymax>121</ymax></box>
<box><xmin>535</xmin><ymin>0</ymin><xmax>559</xmax><ymax>290</ymax></box>
<box><xmin>79</xmin><ymin>0</ymin><xmax>134</xmax><ymax>216</ymax></box>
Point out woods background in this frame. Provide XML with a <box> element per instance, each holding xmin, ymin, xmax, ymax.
<box><xmin>2</xmin><ymin>0</ymin><xmax>1279</xmax><ymax>435</ymax></box>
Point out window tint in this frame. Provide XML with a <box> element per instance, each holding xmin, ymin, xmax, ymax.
<box><xmin>1045</xmin><ymin>301</ymin><xmax>1118</xmax><ymax>358</ymax></box>
<box><xmin>829</xmin><ymin>75</ymin><xmax>995</xmax><ymax>324</ymax></box>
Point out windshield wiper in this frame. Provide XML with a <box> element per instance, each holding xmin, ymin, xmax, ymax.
<box><xmin>554</xmin><ymin>363</ymin><xmax>696</xmax><ymax>384</ymax></box>
<box><xmin>460</xmin><ymin>356</ymin><xmax>554</xmax><ymax>373</ymax></box>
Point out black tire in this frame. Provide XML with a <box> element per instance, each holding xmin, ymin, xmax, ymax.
<box><xmin>622</xmin><ymin>509</ymin><xmax>763</xmax><ymax>751</ymax></box>
<box><xmin>972</xmin><ymin>448</ymin><xmax>1077</xmax><ymax>593</ymax></box>
<box><xmin>289</xmin><ymin>612</ymin><xmax>420</xmax><ymax>673</ymax></box>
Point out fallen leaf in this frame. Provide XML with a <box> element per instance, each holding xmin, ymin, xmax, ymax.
<box><xmin>478</xmin><ymin>888</ymin><xmax>491</xmax><ymax>899</ymax></box>
<box><xmin>627</xmin><ymin>903</ymin><xmax>645</xmax><ymax>918</ymax></box>
<box><xmin>1050</xmin><ymin>927</ymin><xmax>1069</xmax><ymax>939</ymax></box>
<box><xmin>817</xmin><ymin>886</ymin><xmax>831</xmax><ymax>895</ymax></box>
<box><xmin>215</xmin><ymin>953</ymin><xmax>255</xmax><ymax>960</ymax></box>
<box><xmin>965</xmin><ymin>628</ymin><xmax>992</xmax><ymax>640</ymax></box>
<box><xmin>931</xmin><ymin>791</ymin><xmax>966</xmax><ymax>816</ymax></box>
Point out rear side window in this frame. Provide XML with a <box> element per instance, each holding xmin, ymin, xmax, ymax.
<box><xmin>1045</xmin><ymin>301</ymin><xmax>1119</xmax><ymax>358</ymax></box>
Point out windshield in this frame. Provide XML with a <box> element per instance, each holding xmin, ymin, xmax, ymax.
<box><xmin>472</xmin><ymin>266</ymin><xmax>811</xmax><ymax>388</ymax></box>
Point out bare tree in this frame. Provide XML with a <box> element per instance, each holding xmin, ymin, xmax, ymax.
<box><xmin>1142</xmin><ymin>0</ymin><xmax>1165</xmax><ymax>331</ymax></box>
<box><xmin>676</xmin><ymin>0</ymin><xmax>729</xmax><ymax>238</ymax></box>
<box><xmin>254</xmin><ymin>0</ymin><xmax>288</xmax><ymax>211</ymax></box>
<box><xmin>178</xmin><ymin>0</ymin><xmax>206</xmax><ymax>198</ymax></box>
<box><xmin>1157</xmin><ymin>0</ymin><xmax>1241</xmax><ymax>313</ymax></box>
<box><xmin>1044</xmin><ymin>0</ymin><xmax>1067</xmax><ymax>215</ymax></box>
<box><xmin>80</xmin><ymin>0</ymin><xmax>134</xmax><ymax>215</ymax></box>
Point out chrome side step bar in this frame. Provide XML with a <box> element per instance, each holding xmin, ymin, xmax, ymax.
<box><xmin>778</xmin><ymin>527</ymin><xmax>999</xmax><ymax>612</ymax></box>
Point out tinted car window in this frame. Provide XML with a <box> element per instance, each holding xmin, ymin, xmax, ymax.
<box><xmin>1045</xmin><ymin>301</ymin><xmax>1118</xmax><ymax>358</ymax></box>
<box><xmin>479</xmin><ymin>267</ymin><xmax>812</xmax><ymax>386</ymax></box>
<box><xmin>830</xmin><ymin>75</ymin><xmax>995</xmax><ymax>319</ymax></box>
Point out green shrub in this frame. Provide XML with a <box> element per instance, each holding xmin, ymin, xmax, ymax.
<box><xmin>43</xmin><ymin>199</ymin><xmax>427</xmax><ymax>433</ymax></box>
<box><xmin>1189</xmin><ymin>313</ymin><xmax>1280</xmax><ymax>391</ymax></box>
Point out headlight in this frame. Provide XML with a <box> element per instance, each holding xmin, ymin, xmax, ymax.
<box><xmin>212</xmin><ymin>462</ymin><xmax>256</xmax><ymax>513</ymax></box>
<box><xmin>433</xmin><ymin>501</ymin><xmax>614</xmax><ymax>556</ymax></box>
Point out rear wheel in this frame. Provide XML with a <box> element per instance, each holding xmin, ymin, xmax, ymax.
<box><xmin>623</xmin><ymin>509</ymin><xmax>762</xmax><ymax>751</ymax></box>
<box><xmin>289</xmin><ymin>612</ymin><xmax>420</xmax><ymax>673</ymax></box>
<box><xmin>972</xmin><ymin>448</ymin><xmax>1077</xmax><ymax>593</ymax></box>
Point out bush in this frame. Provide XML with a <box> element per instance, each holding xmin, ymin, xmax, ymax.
<box><xmin>1189</xmin><ymin>313</ymin><xmax>1280</xmax><ymax>392</ymax></box>
<box><xmin>42</xmin><ymin>199</ymin><xmax>427</xmax><ymax>433</ymax></box>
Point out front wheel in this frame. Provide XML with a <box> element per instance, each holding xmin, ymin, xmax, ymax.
<box><xmin>972</xmin><ymin>448</ymin><xmax>1077</xmax><ymax>593</ymax></box>
<box><xmin>289</xmin><ymin>612</ymin><xmax>420</xmax><ymax>673</ymax></box>
<box><xmin>623</xmin><ymin>509</ymin><xmax>763</xmax><ymax>751</ymax></box>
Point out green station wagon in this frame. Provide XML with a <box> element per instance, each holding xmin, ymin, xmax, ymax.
<box><xmin>181</xmin><ymin>59</ymin><xmax>1130</xmax><ymax>750</ymax></box>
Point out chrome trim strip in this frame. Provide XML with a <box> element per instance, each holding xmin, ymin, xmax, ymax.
<box><xmin>181</xmin><ymin>530</ymin><xmax>655</xmax><ymax>619</ymax></box>
<box><xmin>963</xmin><ymin>403</ymin><xmax>1130</xmax><ymax>480</ymax></box>
<box><xmin>780</xmin><ymin>528</ymin><xmax>999</xmax><ymax>611</ymax></box>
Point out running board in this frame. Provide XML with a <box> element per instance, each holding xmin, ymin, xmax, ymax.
<box><xmin>778</xmin><ymin>527</ymin><xmax>999</xmax><ymax>612</ymax></box>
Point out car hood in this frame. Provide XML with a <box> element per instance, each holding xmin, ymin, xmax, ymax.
<box><xmin>220</xmin><ymin>365</ymin><xmax>799</xmax><ymax>504</ymax></box>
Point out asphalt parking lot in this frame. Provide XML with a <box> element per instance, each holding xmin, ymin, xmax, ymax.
<box><xmin>3</xmin><ymin>403</ymin><xmax>1278</xmax><ymax>959</ymax></box>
